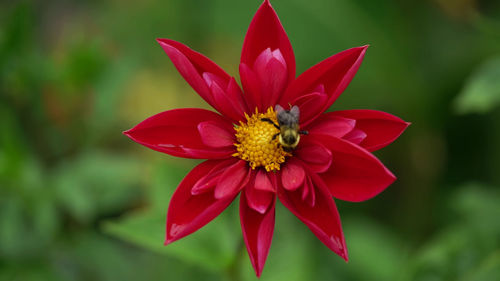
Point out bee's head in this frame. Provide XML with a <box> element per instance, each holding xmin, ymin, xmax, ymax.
<box><xmin>275</xmin><ymin>105</ymin><xmax>300</xmax><ymax>126</ymax></box>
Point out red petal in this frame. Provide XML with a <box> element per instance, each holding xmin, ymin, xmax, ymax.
<box><xmin>207</xmin><ymin>76</ymin><xmax>248</xmax><ymax>122</ymax></box>
<box><xmin>157</xmin><ymin>39</ymin><xmax>245</xmax><ymax>119</ymax></box>
<box><xmin>239</xmin><ymin>63</ymin><xmax>261</xmax><ymax>111</ymax></box>
<box><xmin>303</xmin><ymin>176</ymin><xmax>316</xmax><ymax>207</ymax></box>
<box><xmin>329</xmin><ymin>110</ymin><xmax>410</xmax><ymax>151</ymax></box>
<box><xmin>306</xmin><ymin>113</ymin><xmax>356</xmax><ymax>138</ymax></box>
<box><xmin>314</xmin><ymin>134</ymin><xmax>396</xmax><ymax>202</ymax></box>
<box><xmin>214</xmin><ymin>160</ymin><xmax>250</xmax><ymax>199</ymax></box>
<box><xmin>252</xmin><ymin>49</ymin><xmax>288</xmax><ymax>109</ymax></box>
<box><xmin>240</xmin><ymin>190</ymin><xmax>276</xmax><ymax>277</ymax></box>
<box><xmin>296</xmin><ymin>138</ymin><xmax>332</xmax><ymax>173</ymax></box>
<box><xmin>253</xmin><ymin>48</ymin><xmax>276</xmax><ymax>76</ymax></box>
<box><xmin>281</xmin><ymin>160</ymin><xmax>306</xmax><ymax>191</ymax></box>
<box><xmin>241</xmin><ymin>0</ymin><xmax>295</xmax><ymax>86</ymax></box>
<box><xmin>292</xmin><ymin>92</ymin><xmax>328</xmax><ymax>125</ymax></box>
<box><xmin>278</xmin><ymin>164</ymin><xmax>348</xmax><ymax>260</ymax></box>
<box><xmin>124</xmin><ymin>108</ymin><xmax>234</xmax><ymax>159</ymax></box>
<box><xmin>245</xmin><ymin>172</ymin><xmax>274</xmax><ymax>214</ymax></box>
<box><xmin>202</xmin><ymin>72</ymin><xmax>228</xmax><ymax>89</ymax></box>
<box><xmin>165</xmin><ymin>160</ymin><xmax>236</xmax><ymax>244</ymax></box>
<box><xmin>281</xmin><ymin>46</ymin><xmax>368</xmax><ymax>125</ymax></box>
<box><xmin>212</xmin><ymin>78</ymin><xmax>249</xmax><ymax>122</ymax></box>
<box><xmin>263</xmin><ymin>56</ymin><xmax>288</xmax><ymax>109</ymax></box>
<box><xmin>191</xmin><ymin>159</ymin><xmax>235</xmax><ymax>195</ymax></box>
<box><xmin>343</xmin><ymin>128</ymin><xmax>367</xmax><ymax>145</ymax></box>
<box><xmin>198</xmin><ymin>121</ymin><xmax>235</xmax><ymax>148</ymax></box>
<box><xmin>299</xmin><ymin>175</ymin><xmax>317</xmax><ymax>207</ymax></box>
<box><xmin>157</xmin><ymin>39</ymin><xmax>225</xmax><ymax>104</ymax></box>
<box><xmin>227</xmin><ymin>78</ymin><xmax>249</xmax><ymax>117</ymax></box>
<box><xmin>255</xmin><ymin>169</ymin><xmax>276</xmax><ymax>192</ymax></box>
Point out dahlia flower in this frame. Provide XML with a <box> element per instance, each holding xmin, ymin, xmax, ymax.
<box><xmin>124</xmin><ymin>0</ymin><xmax>409</xmax><ymax>276</ymax></box>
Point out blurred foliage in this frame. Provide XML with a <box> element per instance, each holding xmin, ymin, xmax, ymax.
<box><xmin>1</xmin><ymin>0</ymin><xmax>500</xmax><ymax>280</ymax></box>
<box><xmin>454</xmin><ymin>57</ymin><xmax>500</xmax><ymax>114</ymax></box>
<box><xmin>401</xmin><ymin>184</ymin><xmax>500</xmax><ymax>281</ymax></box>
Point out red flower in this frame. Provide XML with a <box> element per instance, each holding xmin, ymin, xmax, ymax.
<box><xmin>124</xmin><ymin>0</ymin><xmax>409</xmax><ymax>277</ymax></box>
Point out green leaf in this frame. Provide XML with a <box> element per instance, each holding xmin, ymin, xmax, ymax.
<box><xmin>402</xmin><ymin>184</ymin><xmax>500</xmax><ymax>281</ymax></box>
<box><xmin>52</xmin><ymin>230</ymin><xmax>224</xmax><ymax>281</ymax></box>
<box><xmin>103</xmin><ymin>208</ymin><xmax>239</xmax><ymax>273</ymax></box>
<box><xmin>33</xmin><ymin>197</ymin><xmax>60</xmax><ymax>242</ymax></box>
<box><xmin>53</xmin><ymin>152</ymin><xmax>144</xmax><ymax>222</ymax></box>
<box><xmin>341</xmin><ymin>217</ymin><xmax>408</xmax><ymax>281</ymax></box>
<box><xmin>147</xmin><ymin>161</ymin><xmax>192</xmax><ymax>211</ymax></box>
<box><xmin>461</xmin><ymin>250</ymin><xmax>500</xmax><ymax>281</ymax></box>
<box><xmin>0</xmin><ymin>104</ymin><xmax>28</xmax><ymax>182</ymax></box>
<box><xmin>0</xmin><ymin>159</ymin><xmax>56</xmax><ymax>258</ymax></box>
<box><xmin>0</xmin><ymin>261</ymin><xmax>59</xmax><ymax>281</ymax></box>
<box><xmin>403</xmin><ymin>226</ymin><xmax>472</xmax><ymax>281</ymax></box>
<box><xmin>452</xmin><ymin>183</ymin><xmax>500</xmax><ymax>239</ymax></box>
<box><xmin>89</xmin><ymin>58</ymin><xmax>139</xmax><ymax>134</ymax></box>
<box><xmin>0</xmin><ymin>198</ymin><xmax>26</xmax><ymax>257</ymax></box>
<box><xmin>454</xmin><ymin>57</ymin><xmax>500</xmax><ymax>114</ymax></box>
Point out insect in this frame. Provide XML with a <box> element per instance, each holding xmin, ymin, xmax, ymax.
<box><xmin>261</xmin><ymin>105</ymin><xmax>308</xmax><ymax>151</ymax></box>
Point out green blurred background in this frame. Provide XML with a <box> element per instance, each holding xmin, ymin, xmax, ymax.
<box><xmin>1</xmin><ymin>0</ymin><xmax>500</xmax><ymax>280</ymax></box>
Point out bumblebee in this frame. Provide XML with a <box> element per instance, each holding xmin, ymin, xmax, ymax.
<box><xmin>262</xmin><ymin>105</ymin><xmax>308</xmax><ymax>151</ymax></box>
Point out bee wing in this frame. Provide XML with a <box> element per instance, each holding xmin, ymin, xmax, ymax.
<box><xmin>290</xmin><ymin>105</ymin><xmax>300</xmax><ymax>120</ymax></box>
<box><xmin>275</xmin><ymin>104</ymin><xmax>285</xmax><ymax>113</ymax></box>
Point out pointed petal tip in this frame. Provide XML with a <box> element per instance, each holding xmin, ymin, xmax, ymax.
<box><xmin>164</xmin><ymin>237</ymin><xmax>172</xmax><ymax>246</ymax></box>
<box><xmin>387</xmin><ymin>168</ymin><xmax>397</xmax><ymax>182</ymax></box>
<box><xmin>252</xmin><ymin>261</ymin><xmax>264</xmax><ymax>277</ymax></box>
<box><xmin>359</xmin><ymin>45</ymin><xmax>369</xmax><ymax>55</ymax></box>
<box><xmin>250</xmin><ymin>255</ymin><xmax>265</xmax><ymax>278</ymax></box>
<box><xmin>338</xmin><ymin>243</ymin><xmax>349</xmax><ymax>262</ymax></box>
<box><xmin>349</xmin><ymin>45</ymin><xmax>369</xmax><ymax>53</ymax></box>
<box><xmin>156</xmin><ymin>38</ymin><xmax>174</xmax><ymax>51</ymax></box>
<box><xmin>164</xmin><ymin>232</ymin><xmax>183</xmax><ymax>246</ymax></box>
<box><xmin>343</xmin><ymin>246</ymin><xmax>349</xmax><ymax>261</ymax></box>
<box><xmin>123</xmin><ymin>129</ymin><xmax>134</xmax><ymax>138</ymax></box>
<box><xmin>340</xmin><ymin>235</ymin><xmax>349</xmax><ymax>261</ymax></box>
<box><xmin>156</xmin><ymin>38</ymin><xmax>177</xmax><ymax>49</ymax></box>
<box><xmin>355</xmin><ymin>45</ymin><xmax>369</xmax><ymax>56</ymax></box>
<box><xmin>156</xmin><ymin>38</ymin><xmax>167</xmax><ymax>46</ymax></box>
<box><xmin>156</xmin><ymin>38</ymin><xmax>169</xmax><ymax>44</ymax></box>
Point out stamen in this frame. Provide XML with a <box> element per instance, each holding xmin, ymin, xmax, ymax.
<box><xmin>233</xmin><ymin>107</ymin><xmax>291</xmax><ymax>171</ymax></box>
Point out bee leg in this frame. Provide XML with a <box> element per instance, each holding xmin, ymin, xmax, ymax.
<box><xmin>299</xmin><ymin>130</ymin><xmax>309</xmax><ymax>135</ymax></box>
<box><xmin>261</xmin><ymin>118</ymin><xmax>280</xmax><ymax>130</ymax></box>
<box><xmin>272</xmin><ymin>133</ymin><xmax>279</xmax><ymax>140</ymax></box>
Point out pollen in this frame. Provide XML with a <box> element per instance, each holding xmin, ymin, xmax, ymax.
<box><xmin>233</xmin><ymin>107</ymin><xmax>291</xmax><ymax>172</ymax></box>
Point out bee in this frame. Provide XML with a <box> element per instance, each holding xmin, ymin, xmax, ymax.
<box><xmin>262</xmin><ymin>105</ymin><xmax>308</xmax><ymax>151</ymax></box>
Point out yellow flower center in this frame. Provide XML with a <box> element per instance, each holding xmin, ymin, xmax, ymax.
<box><xmin>233</xmin><ymin>107</ymin><xmax>291</xmax><ymax>171</ymax></box>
